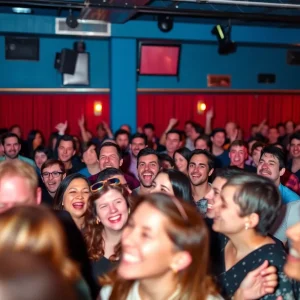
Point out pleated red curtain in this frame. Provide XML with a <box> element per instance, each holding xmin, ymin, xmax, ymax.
<box><xmin>0</xmin><ymin>94</ymin><xmax>110</xmax><ymax>140</ymax></box>
<box><xmin>137</xmin><ymin>94</ymin><xmax>300</xmax><ymax>137</ymax></box>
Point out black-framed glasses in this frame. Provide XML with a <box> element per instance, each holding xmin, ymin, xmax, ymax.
<box><xmin>41</xmin><ymin>171</ymin><xmax>64</xmax><ymax>178</ymax></box>
<box><xmin>90</xmin><ymin>178</ymin><xmax>121</xmax><ymax>193</ymax></box>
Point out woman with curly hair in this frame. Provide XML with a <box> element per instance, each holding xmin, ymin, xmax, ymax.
<box><xmin>84</xmin><ymin>178</ymin><xmax>130</xmax><ymax>280</ymax></box>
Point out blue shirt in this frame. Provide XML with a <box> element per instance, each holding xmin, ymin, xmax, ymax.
<box><xmin>215</xmin><ymin>150</ymin><xmax>230</xmax><ymax>168</ymax></box>
<box><xmin>0</xmin><ymin>155</ymin><xmax>35</xmax><ymax>167</ymax></box>
<box><xmin>78</xmin><ymin>167</ymin><xmax>92</xmax><ymax>178</ymax></box>
<box><xmin>279</xmin><ymin>183</ymin><xmax>300</xmax><ymax>204</ymax></box>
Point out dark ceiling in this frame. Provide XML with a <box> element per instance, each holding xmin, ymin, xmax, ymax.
<box><xmin>0</xmin><ymin>0</ymin><xmax>300</xmax><ymax>27</ymax></box>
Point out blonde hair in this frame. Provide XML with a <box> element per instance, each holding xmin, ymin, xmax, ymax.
<box><xmin>0</xmin><ymin>206</ymin><xmax>79</xmax><ymax>282</ymax></box>
<box><xmin>0</xmin><ymin>160</ymin><xmax>38</xmax><ymax>193</ymax></box>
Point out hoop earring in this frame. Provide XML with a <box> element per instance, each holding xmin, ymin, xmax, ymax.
<box><xmin>96</xmin><ymin>219</ymin><xmax>100</xmax><ymax>225</ymax></box>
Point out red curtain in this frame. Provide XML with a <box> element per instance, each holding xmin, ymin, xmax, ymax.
<box><xmin>137</xmin><ymin>94</ymin><xmax>300</xmax><ymax>137</ymax></box>
<box><xmin>0</xmin><ymin>94</ymin><xmax>110</xmax><ymax>140</ymax></box>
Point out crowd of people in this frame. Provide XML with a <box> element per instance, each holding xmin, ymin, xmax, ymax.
<box><xmin>0</xmin><ymin>114</ymin><xmax>300</xmax><ymax>299</ymax></box>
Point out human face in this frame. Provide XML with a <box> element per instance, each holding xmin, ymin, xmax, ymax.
<box><xmin>33</xmin><ymin>133</ymin><xmax>43</xmax><ymax>148</ymax></box>
<box><xmin>268</xmin><ymin>128</ymin><xmax>279</xmax><ymax>144</ymax></box>
<box><xmin>278</xmin><ymin>125</ymin><xmax>285</xmax><ymax>137</ymax></box>
<box><xmin>95</xmin><ymin>189</ymin><xmax>128</xmax><ymax>231</ymax></box>
<box><xmin>252</xmin><ymin>147</ymin><xmax>262</xmax><ymax>167</ymax></box>
<box><xmin>261</xmin><ymin>124</ymin><xmax>269</xmax><ymax>137</ymax></box>
<box><xmin>290</xmin><ymin>138</ymin><xmax>300</xmax><ymax>159</ymax></box>
<box><xmin>251</xmin><ymin>126</ymin><xmax>258</xmax><ymax>137</ymax></box>
<box><xmin>195</xmin><ymin>139</ymin><xmax>209</xmax><ymax>151</ymax></box>
<box><xmin>41</xmin><ymin>164</ymin><xmax>65</xmax><ymax>195</ymax></box>
<box><xmin>257</xmin><ymin>153</ymin><xmax>284</xmax><ymax>186</ymax></box>
<box><xmin>130</xmin><ymin>137</ymin><xmax>146</xmax><ymax>158</ymax></box>
<box><xmin>3</xmin><ymin>137</ymin><xmax>21</xmax><ymax>159</ymax></box>
<box><xmin>0</xmin><ymin>176</ymin><xmax>40</xmax><ymax>213</ymax></box>
<box><xmin>284</xmin><ymin>222</ymin><xmax>300</xmax><ymax>281</ymax></box>
<box><xmin>211</xmin><ymin>132</ymin><xmax>225</xmax><ymax>148</ymax></box>
<box><xmin>118</xmin><ymin>202</ymin><xmax>177</xmax><ymax>280</ymax></box>
<box><xmin>83</xmin><ymin>145</ymin><xmax>98</xmax><ymax>166</ymax></box>
<box><xmin>225</xmin><ymin>122</ymin><xmax>237</xmax><ymax>138</ymax></box>
<box><xmin>144</xmin><ymin>128</ymin><xmax>154</xmax><ymax>141</ymax></box>
<box><xmin>11</xmin><ymin>127</ymin><xmax>21</xmax><ymax>138</ymax></box>
<box><xmin>116</xmin><ymin>134</ymin><xmax>129</xmax><ymax>150</ymax></box>
<box><xmin>185</xmin><ymin>123</ymin><xmax>193</xmax><ymax>137</ymax></box>
<box><xmin>99</xmin><ymin>146</ymin><xmax>122</xmax><ymax>171</ymax></box>
<box><xmin>58</xmin><ymin>140</ymin><xmax>75</xmax><ymax>163</ymax></box>
<box><xmin>212</xmin><ymin>185</ymin><xmax>246</xmax><ymax>234</ymax></box>
<box><xmin>62</xmin><ymin>178</ymin><xmax>90</xmax><ymax>220</ymax></box>
<box><xmin>151</xmin><ymin>173</ymin><xmax>174</xmax><ymax>196</ymax></box>
<box><xmin>0</xmin><ymin>143</ymin><xmax>3</xmax><ymax>156</ymax></box>
<box><xmin>166</xmin><ymin>133</ymin><xmax>181</xmax><ymax>155</ymax></box>
<box><xmin>229</xmin><ymin>146</ymin><xmax>247</xmax><ymax>168</ymax></box>
<box><xmin>188</xmin><ymin>154</ymin><xmax>213</xmax><ymax>186</ymax></box>
<box><xmin>161</xmin><ymin>160</ymin><xmax>173</xmax><ymax>170</ymax></box>
<box><xmin>137</xmin><ymin>154</ymin><xmax>160</xmax><ymax>188</ymax></box>
<box><xmin>205</xmin><ymin>177</ymin><xmax>227</xmax><ymax>219</ymax></box>
<box><xmin>174</xmin><ymin>153</ymin><xmax>188</xmax><ymax>174</ymax></box>
<box><xmin>286</xmin><ymin>121</ymin><xmax>294</xmax><ymax>135</ymax></box>
<box><xmin>34</xmin><ymin>152</ymin><xmax>48</xmax><ymax>170</ymax></box>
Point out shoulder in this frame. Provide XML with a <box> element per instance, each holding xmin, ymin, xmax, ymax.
<box><xmin>18</xmin><ymin>155</ymin><xmax>35</xmax><ymax>166</ymax></box>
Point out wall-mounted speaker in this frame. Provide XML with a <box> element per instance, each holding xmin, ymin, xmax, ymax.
<box><xmin>5</xmin><ymin>36</ymin><xmax>39</xmax><ymax>61</ymax></box>
<box><xmin>54</xmin><ymin>49</ymin><xmax>78</xmax><ymax>75</ymax></box>
<box><xmin>258</xmin><ymin>73</ymin><xmax>276</xmax><ymax>84</ymax></box>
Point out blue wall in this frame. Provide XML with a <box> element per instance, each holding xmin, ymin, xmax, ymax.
<box><xmin>138</xmin><ymin>43</ymin><xmax>300</xmax><ymax>89</ymax></box>
<box><xmin>0</xmin><ymin>36</ymin><xmax>110</xmax><ymax>88</ymax></box>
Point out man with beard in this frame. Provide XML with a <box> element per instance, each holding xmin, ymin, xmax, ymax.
<box><xmin>188</xmin><ymin>149</ymin><xmax>214</xmax><ymax>213</ymax></box>
<box><xmin>135</xmin><ymin>148</ymin><xmax>160</xmax><ymax>194</ymax></box>
<box><xmin>126</xmin><ymin>133</ymin><xmax>147</xmax><ymax>180</ymax></box>
<box><xmin>0</xmin><ymin>133</ymin><xmax>34</xmax><ymax>167</ymax></box>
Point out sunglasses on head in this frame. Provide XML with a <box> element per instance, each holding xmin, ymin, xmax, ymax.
<box><xmin>90</xmin><ymin>177</ymin><xmax>121</xmax><ymax>193</ymax></box>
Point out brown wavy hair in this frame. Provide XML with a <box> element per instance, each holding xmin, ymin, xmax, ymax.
<box><xmin>0</xmin><ymin>206</ymin><xmax>79</xmax><ymax>282</ymax></box>
<box><xmin>83</xmin><ymin>183</ymin><xmax>130</xmax><ymax>262</ymax></box>
<box><xmin>101</xmin><ymin>193</ymin><xmax>218</xmax><ymax>300</ymax></box>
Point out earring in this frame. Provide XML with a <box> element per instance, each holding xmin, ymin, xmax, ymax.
<box><xmin>96</xmin><ymin>219</ymin><xmax>100</xmax><ymax>225</ymax></box>
<box><xmin>245</xmin><ymin>222</ymin><xmax>249</xmax><ymax>230</ymax></box>
<box><xmin>128</xmin><ymin>208</ymin><xmax>131</xmax><ymax>215</ymax></box>
<box><xmin>171</xmin><ymin>266</ymin><xmax>178</xmax><ymax>275</ymax></box>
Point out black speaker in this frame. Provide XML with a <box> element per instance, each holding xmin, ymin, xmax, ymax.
<box><xmin>54</xmin><ymin>49</ymin><xmax>78</xmax><ymax>75</ymax></box>
<box><xmin>287</xmin><ymin>50</ymin><xmax>300</xmax><ymax>65</ymax></box>
<box><xmin>258</xmin><ymin>73</ymin><xmax>276</xmax><ymax>84</ymax></box>
<box><xmin>5</xmin><ymin>36</ymin><xmax>39</xmax><ymax>61</ymax></box>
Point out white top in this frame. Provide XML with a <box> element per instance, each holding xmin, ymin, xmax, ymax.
<box><xmin>100</xmin><ymin>281</ymin><xmax>222</xmax><ymax>300</ymax></box>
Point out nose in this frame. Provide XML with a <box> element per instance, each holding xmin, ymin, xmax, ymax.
<box><xmin>109</xmin><ymin>203</ymin><xmax>118</xmax><ymax>213</ymax></box>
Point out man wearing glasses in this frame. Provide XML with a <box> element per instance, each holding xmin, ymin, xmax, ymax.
<box><xmin>40</xmin><ymin>159</ymin><xmax>66</xmax><ymax>206</ymax></box>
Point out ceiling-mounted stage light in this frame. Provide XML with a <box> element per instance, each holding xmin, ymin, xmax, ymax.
<box><xmin>66</xmin><ymin>9</ymin><xmax>78</xmax><ymax>29</ymax></box>
<box><xmin>212</xmin><ymin>22</ymin><xmax>237</xmax><ymax>55</ymax></box>
<box><xmin>158</xmin><ymin>15</ymin><xmax>173</xmax><ymax>33</ymax></box>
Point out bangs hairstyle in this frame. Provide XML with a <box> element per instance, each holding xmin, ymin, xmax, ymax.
<box><xmin>224</xmin><ymin>174</ymin><xmax>282</xmax><ymax>235</ymax></box>
<box><xmin>83</xmin><ymin>184</ymin><xmax>130</xmax><ymax>262</ymax></box>
<box><xmin>0</xmin><ymin>206</ymin><xmax>79</xmax><ymax>282</ymax></box>
<box><xmin>103</xmin><ymin>193</ymin><xmax>217</xmax><ymax>300</ymax></box>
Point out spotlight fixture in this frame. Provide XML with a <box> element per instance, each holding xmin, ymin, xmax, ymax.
<box><xmin>212</xmin><ymin>22</ymin><xmax>237</xmax><ymax>55</ymax></box>
<box><xmin>66</xmin><ymin>9</ymin><xmax>78</xmax><ymax>29</ymax></box>
<box><xmin>158</xmin><ymin>15</ymin><xmax>173</xmax><ymax>33</ymax></box>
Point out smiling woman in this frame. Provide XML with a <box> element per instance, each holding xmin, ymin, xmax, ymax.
<box><xmin>83</xmin><ymin>182</ymin><xmax>130</xmax><ymax>280</ymax></box>
<box><xmin>54</xmin><ymin>173</ymin><xmax>91</xmax><ymax>230</ymax></box>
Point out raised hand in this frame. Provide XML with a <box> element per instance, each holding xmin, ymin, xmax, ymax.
<box><xmin>55</xmin><ymin>120</ymin><xmax>68</xmax><ymax>135</ymax></box>
<box><xmin>78</xmin><ymin>115</ymin><xmax>85</xmax><ymax>128</ymax></box>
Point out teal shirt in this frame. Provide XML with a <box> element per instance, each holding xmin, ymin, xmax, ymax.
<box><xmin>0</xmin><ymin>155</ymin><xmax>35</xmax><ymax>167</ymax></box>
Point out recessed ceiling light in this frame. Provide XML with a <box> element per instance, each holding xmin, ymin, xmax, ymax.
<box><xmin>12</xmin><ymin>7</ymin><xmax>32</xmax><ymax>14</ymax></box>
